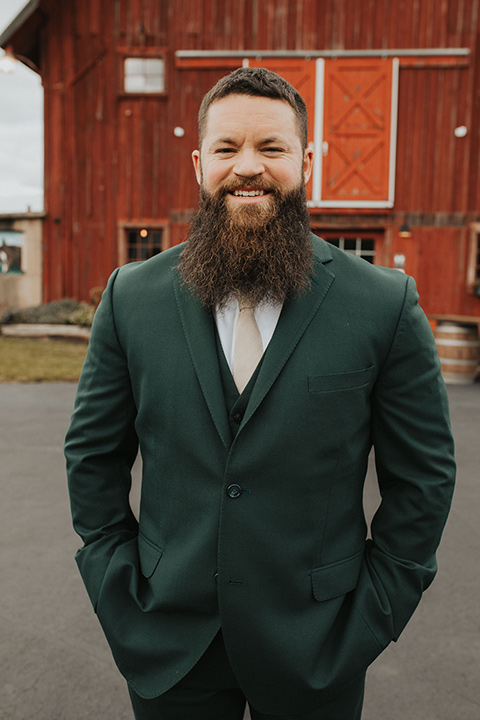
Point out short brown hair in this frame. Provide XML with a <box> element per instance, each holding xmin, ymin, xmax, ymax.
<box><xmin>198</xmin><ymin>67</ymin><xmax>308</xmax><ymax>151</ymax></box>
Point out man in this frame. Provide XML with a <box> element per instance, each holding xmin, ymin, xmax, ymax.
<box><xmin>65</xmin><ymin>68</ymin><xmax>455</xmax><ymax>720</ymax></box>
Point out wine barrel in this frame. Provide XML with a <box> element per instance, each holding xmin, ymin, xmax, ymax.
<box><xmin>434</xmin><ymin>322</ymin><xmax>480</xmax><ymax>384</ymax></box>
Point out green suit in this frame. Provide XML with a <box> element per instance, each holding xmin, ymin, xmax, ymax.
<box><xmin>65</xmin><ymin>234</ymin><xmax>455</xmax><ymax>714</ymax></box>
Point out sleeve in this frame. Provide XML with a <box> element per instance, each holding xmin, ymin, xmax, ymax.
<box><xmin>360</xmin><ymin>276</ymin><xmax>456</xmax><ymax>644</ymax></box>
<box><xmin>65</xmin><ymin>268</ymin><xmax>139</xmax><ymax>610</ymax></box>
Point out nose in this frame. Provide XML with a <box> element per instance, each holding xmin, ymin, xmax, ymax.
<box><xmin>232</xmin><ymin>149</ymin><xmax>265</xmax><ymax>179</ymax></box>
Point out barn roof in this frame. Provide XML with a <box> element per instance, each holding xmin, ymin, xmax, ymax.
<box><xmin>0</xmin><ymin>0</ymin><xmax>52</xmax><ymax>72</ymax></box>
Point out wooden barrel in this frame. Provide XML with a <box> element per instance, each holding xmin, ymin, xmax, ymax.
<box><xmin>434</xmin><ymin>322</ymin><xmax>480</xmax><ymax>384</ymax></box>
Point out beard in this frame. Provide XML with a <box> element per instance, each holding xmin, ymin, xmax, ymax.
<box><xmin>178</xmin><ymin>177</ymin><xmax>314</xmax><ymax>310</ymax></box>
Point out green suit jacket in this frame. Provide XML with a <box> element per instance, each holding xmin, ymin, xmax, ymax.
<box><xmin>65</xmin><ymin>234</ymin><xmax>455</xmax><ymax>714</ymax></box>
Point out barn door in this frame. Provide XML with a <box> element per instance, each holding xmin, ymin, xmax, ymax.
<box><xmin>247</xmin><ymin>58</ymin><xmax>316</xmax><ymax>201</ymax></box>
<box><xmin>313</xmin><ymin>57</ymin><xmax>399</xmax><ymax>208</ymax></box>
<box><xmin>246</xmin><ymin>57</ymin><xmax>398</xmax><ymax>208</ymax></box>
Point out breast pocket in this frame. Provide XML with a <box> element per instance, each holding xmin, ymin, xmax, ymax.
<box><xmin>308</xmin><ymin>366</ymin><xmax>375</xmax><ymax>393</ymax></box>
<box><xmin>306</xmin><ymin>366</ymin><xmax>375</xmax><ymax>465</ymax></box>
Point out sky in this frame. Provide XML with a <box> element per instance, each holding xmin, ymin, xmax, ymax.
<box><xmin>0</xmin><ymin>0</ymin><xmax>43</xmax><ymax>214</ymax></box>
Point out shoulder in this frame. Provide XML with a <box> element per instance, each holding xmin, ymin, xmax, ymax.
<box><xmin>96</xmin><ymin>244</ymin><xmax>186</xmax><ymax>329</ymax></box>
<box><xmin>311</xmin><ymin>232</ymin><xmax>412</xmax><ymax>308</ymax></box>
<box><xmin>114</xmin><ymin>243</ymin><xmax>184</xmax><ymax>288</ymax></box>
<box><xmin>105</xmin><ymin>243</ymin><xmax>185</xmax><ymax>302</ymax></box>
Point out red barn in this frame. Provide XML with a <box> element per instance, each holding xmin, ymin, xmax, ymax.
<box><xmin>2</xmin><ymin>0</ymin><xmax>480</xmax><ymax>332</ymax></box>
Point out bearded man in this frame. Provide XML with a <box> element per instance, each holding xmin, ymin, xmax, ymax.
<box><xmin>65</xmin><ymin>68</ymin><xmax>455</xmax><ymax>720</ymax></box>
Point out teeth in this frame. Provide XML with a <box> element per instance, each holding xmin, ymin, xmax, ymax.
<box><xmin>232</xmin><ymin>190</ymin><xmax>265</xmax><ymax>197</ymax></box>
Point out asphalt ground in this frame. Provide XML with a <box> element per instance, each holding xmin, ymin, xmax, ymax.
<box><xmin>0</xmin><ymin>382</ymin><xmax>478</xmax><ymax>720</ymax></box>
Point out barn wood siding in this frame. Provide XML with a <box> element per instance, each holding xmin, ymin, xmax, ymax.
<box><xmin>32</xmin><ymin>0</ymin><xmax>479</xmax><ymax>321</ymax></box>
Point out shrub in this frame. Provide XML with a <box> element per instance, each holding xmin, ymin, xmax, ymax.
<box><xmin>1</xmin><ymin>298</ymin><xmax>82</xmax><ymax>325</ymax></box>
<box><xmin>68</xmin><ymin>302</ymin><xmax>96</xmax><ymax>327</ymax></box>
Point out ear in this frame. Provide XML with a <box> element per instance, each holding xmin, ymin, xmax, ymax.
<box><xmin>303</xmin><ymin>144</ymin><xmax>314</xmax><ymax>184</ymax></box>
<box><xmin>192</xmin><ymin>150</ymin><xmax>201</xmax><ymax>185</ymax></box>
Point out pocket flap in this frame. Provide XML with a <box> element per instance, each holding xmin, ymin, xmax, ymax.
<box><xmin>311</xmin><ymin>551</ymin><xmax>363</xmax><ymax>601</ymax></box>
<box><xmin>308</xmin><ymin>366</ymin><xmax>374</xmax><ymax>393</ymax></box>
<box><xmin>138</xmin><ymin>533</ymin><xmax>163</xmax><ymax>579</ymax></box>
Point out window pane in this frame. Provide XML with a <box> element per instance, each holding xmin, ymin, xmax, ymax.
<box><xmin>125</xmin><ymin>74</ymin><xmax>146</xmax><ymax>92</ymax></box>
<box><xmin>125</xmin><ymin>58</ymin><xmax>144</xmax><ymax>74</ymax></box>
<box><xmin>144</xmin><ymin>74</ymin><xmax>164</xmax><ymax>92</ymax></box>
<box><xmin>362</xmin><ymin>239</ymin><xmax>374</xmax><ymax>251</ymax></box>
<box><xmin>0</xmin><ymin>230</ymin><xmax>23</xmax><ymax>273</ymax></box>
<box><xmin>145</xmin><ymin>58</ymin><xmax>164</xmax><ymax>76</ymax></box>
<box><xmin>124</xmin><ymin>57</ymin><xmax>165</xmax><ymax>94</ymax></box>
<box><xmin>321</xmin><ymin>233</ymin><xmax>376</xmax><ymax>263</ymax></box>
<box><xmin>127</xmin><ymin>229</ymin><xmax>163</xmax><ymax>262</ymax></box>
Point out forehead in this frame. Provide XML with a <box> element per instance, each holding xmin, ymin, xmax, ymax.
<box><xmin>202</xmin><ymin>94</ymin><xmax>300</xmax><ymax>146</ymax></box>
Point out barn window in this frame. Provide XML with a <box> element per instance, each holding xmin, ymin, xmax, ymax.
<box><xmin>127</xmin><ymin>228</ymin><xmax>163</xmax><ymax>261</ymax></box>
<box><xmin>313</xmin><ymin>230</ymin><xmax>380</xmax><ymax>264</ymax></box>
<box><xmin>124</xmin><ymin>57</ymin><xmax>165</xmax><ymax>93</ymax></box>
<box><xmin>325</xmin><ymin>236</ymin><xmax>376</xmax><ymax>263</ymax></box>
<box><xmin>0</xmin><ymin>230</ymin><xmax>23</xmax><ymax>274</ymax></box>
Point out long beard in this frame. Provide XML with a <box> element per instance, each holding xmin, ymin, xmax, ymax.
<box><xmin>178</xmin><ymin>180</ymin><xmax>314</xmax><ymax>310</ymax></box>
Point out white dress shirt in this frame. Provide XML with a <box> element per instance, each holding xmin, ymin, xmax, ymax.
<box><xmin>214</xmin><ymin>298</ymin><xmax>283</xmax><ymax>373</ymax></box>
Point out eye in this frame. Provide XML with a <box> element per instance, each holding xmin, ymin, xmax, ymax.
<box><xmin>262</xmin><ymin>147</ymin><xmax>284</xmax><ymax>154</ymax></box>
<box><xmin>215</xmin><ymin>147</ymin><xmax>236</xmax><ymax>155</ymax></box>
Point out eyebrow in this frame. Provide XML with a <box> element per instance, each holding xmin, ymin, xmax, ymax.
<box><xmin>208</xmin><ymin>135</ymin><xmax>288</xmax><ymax>149</ymax></box>
<box><xmin>259</xmin><ymin>136</ymin><xmax>287</xmax><ymax>145</ymax></box>
<box><xmin>210</xmin><ymin>137</ymin><xmax>237</xmax><ymax>147</ymax></box>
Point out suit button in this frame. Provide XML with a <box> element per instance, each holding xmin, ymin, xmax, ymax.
<box><xmin>226</xmin><ymin>484</ymin><xmax>242</xmax><ymax>498</ymax></box>
<box><xmin>213</xmin><ymin>572</ymin><xmax>218</xmax><ymax>584</ymax></box>
<box><xmin>233</xmin><ymin>412</ymin><xmax>243</xmax><ymax>424</ymax></box>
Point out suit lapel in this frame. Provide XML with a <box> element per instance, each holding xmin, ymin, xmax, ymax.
<box><xmin>243</xmin><ymin>238</ymin><xmax>335</xmax><ymax>426</ymax></box>
<box><xmin>172</xmin><ymin>235</ymin><xmax>335</xmax><ymax>441</ymax></box>
<box><xmin>172</xmin><ymin>269</ymin><xmax>231</xmax><ymax>450</ymax></box>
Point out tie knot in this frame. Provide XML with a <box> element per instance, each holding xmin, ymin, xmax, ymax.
<box><xmin>238</xmin><ymin>297</ymin><xmax>255</xmax><ymax>313</ymax></box>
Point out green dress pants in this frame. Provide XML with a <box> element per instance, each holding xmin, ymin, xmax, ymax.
<box><xmin>128</xmin><ymin>631</ymin><xmax>365</xmax><ymax>720</ymax></box>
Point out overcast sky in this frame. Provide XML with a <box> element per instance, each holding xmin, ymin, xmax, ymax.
<box><xmin>0</xmin><ymin>1</ymin><xmax>43</xmax><ymax>214</ymax></box>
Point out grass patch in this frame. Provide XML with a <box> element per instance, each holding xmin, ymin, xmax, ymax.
<box><xmin>0</xmin><ymin>336</ymin><xmax>88</xmax><ymax>382</ymax></box>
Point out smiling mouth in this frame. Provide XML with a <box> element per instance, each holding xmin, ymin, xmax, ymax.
<box><xmin>229</xmin><ymin>189</ymin><xmax>270</xmax><ymax>198</ymax></box>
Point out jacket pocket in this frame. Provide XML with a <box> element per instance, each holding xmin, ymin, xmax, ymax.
<box><xmin>310</xmin><ymin>551</ymin><xmax>364</xmax><ymax>601</ymax></box>
<box><xmin>138</xmin><ymin>533</ymin><xmax>163</xmax><ymax>579</ymax></box>
<box><xmin>308</xmin><ymin>366</ymin><xmax>374</xmax><ymax>393</ymax></box>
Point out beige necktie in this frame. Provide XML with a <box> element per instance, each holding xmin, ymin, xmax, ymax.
<box><xmin>233</xmin><ymin>301</ymin><xmax>263</xmax><ymax>393</ymax></box>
